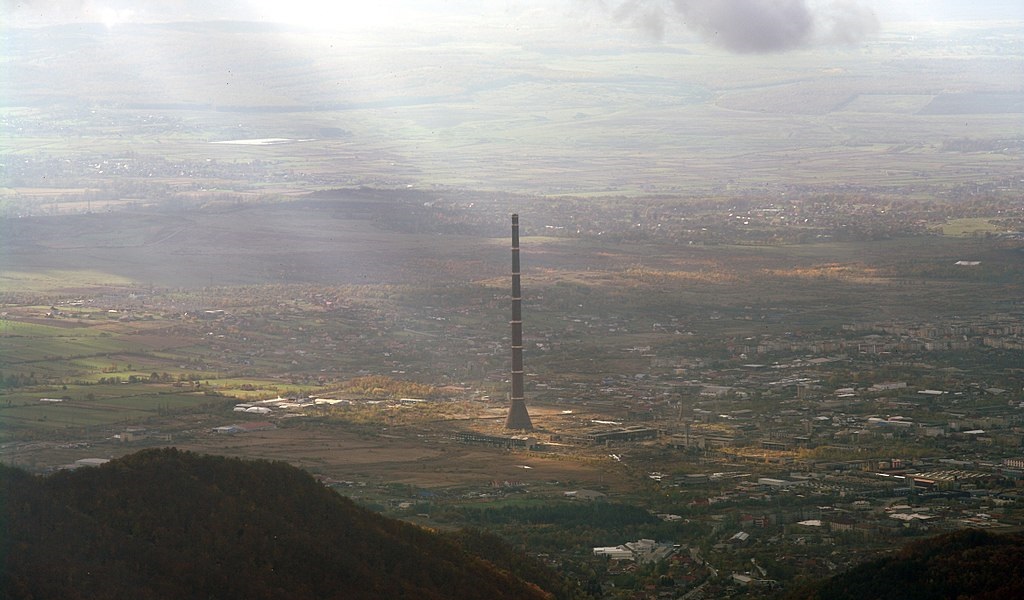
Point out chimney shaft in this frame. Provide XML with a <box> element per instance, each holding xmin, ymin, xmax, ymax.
<box><xmin>505</xmin><ymin>214</ymin><xmax>533</xmax><ymax>430</ymax></box>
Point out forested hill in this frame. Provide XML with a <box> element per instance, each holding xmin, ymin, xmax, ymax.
<box><xmin>783</xmin><ymin>528</ymin><xmax>1024</xmax><ymax>600</ymax></box>
<box><xmin>0</xmin><ymin>448</ymin><xmax>557</xmax><ymax>600</ymax></box>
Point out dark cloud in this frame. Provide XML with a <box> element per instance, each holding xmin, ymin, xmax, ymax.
<box><xmin>613</xmin><ymin>0</ymin><xmax>880</xmax><ymax>53</ymax></box>
<box><xmin>4</xmin><ymin>1</ymin><xmax>881</xmax><ymax>51</ymax></box>
<box><xmin>673</xmin><ymin>0</ymin><xmax>816</xmax><ymax>53</ymax></box>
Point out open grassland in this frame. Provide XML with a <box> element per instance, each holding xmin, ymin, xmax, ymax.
<box><xmin>0</xmin><ymin>270</ymin><xmax>136</xmax><ymax>292</ymax></box>
<box><xmin>0</xmin><ymin>387</ymin><xmax>219</xmax><ymax>432</ymax></box>
<box><xmin>942</xmin><ymin>217</ymin><xmax>1009</xmax><ymax>237</ymax></box>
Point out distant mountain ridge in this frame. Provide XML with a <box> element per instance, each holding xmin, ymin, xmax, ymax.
<box><xmin>0</xmin><ymin>448</ymin><xmax>556</xmax><ymax>600</ymax></box>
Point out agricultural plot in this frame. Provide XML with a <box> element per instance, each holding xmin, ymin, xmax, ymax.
<box><xmin>942</xmin><ymin>218</ymin><xmax>1008</xmax><ymax>237</ymax></box>
<box><xmin>4</xmin><ymin>333</ymin><xmax>124</xmax><ymax>365</ymax></box>
<box><xmin>0</xmin><ymin>388</ymin><xmax>217</xmax><ymax>433</ymax></box>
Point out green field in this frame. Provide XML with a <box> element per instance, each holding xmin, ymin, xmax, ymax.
<box><xmin>0</xmin><ymin>388</ymin><xmax>220</xmax><ymax>432</ymax></box>
<box><xmin>942</xmin><ymin>218</ymin><xmax>1006</xmax><ymax>237</ymax></box>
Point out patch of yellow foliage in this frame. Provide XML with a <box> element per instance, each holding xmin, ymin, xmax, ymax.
<box><xmin>761</xmin><ymin>263</ymin><xmax>886</xmax><ymax>283</ymax></box>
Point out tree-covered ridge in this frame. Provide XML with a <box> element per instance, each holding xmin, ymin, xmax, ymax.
<box><xmin>784</xmin><ymin>529</ymin><xmax>1024</xmax><ymax>600</ymax></box>
<box><xmin>0</xmin><ymin>449</ymin><xmax>554</xmax><ymax>600</ymax></box>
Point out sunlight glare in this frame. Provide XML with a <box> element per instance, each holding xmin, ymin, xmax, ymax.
<box><xmin>247</xmin><ymin>0</ymin><xmax>403</xmax><ymax>30</ymax></box>
<box><xmin>96</xmin><ymin>6</ymin><xmax>136</xmax><ymax>30</ymax></box>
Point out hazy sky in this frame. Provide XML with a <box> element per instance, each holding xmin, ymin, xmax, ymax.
<box><xmin>5</xmin><ymin>1</ymin><xmax>1023</xmax><ymax>40</ymax></box>
<box><xmin>1</xmin><ymin>1</ymin><xmax>1020</xmax><ymax>194</ymax></box>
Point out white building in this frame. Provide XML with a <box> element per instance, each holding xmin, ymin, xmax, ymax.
<box><xmin>593</xmin><ymin>546</ymin><xmax>634</xmax><ymax>560</ymax></box>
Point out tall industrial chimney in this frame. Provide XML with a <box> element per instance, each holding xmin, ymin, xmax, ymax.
<box><xmin>505</xmin><ymin>214</ymin><xmax>534</xmax><ymax>430</ymax></box>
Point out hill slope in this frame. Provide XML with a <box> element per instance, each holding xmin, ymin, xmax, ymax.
<box><xmin>783</xmin><ymin>529</ymin><xmax>1024</xmax><ymax>600</ymax></box>
<box><xmin>0</xmin><ymin>448</ymin><xmax>554</xmax><ymax>600</ymax></box>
